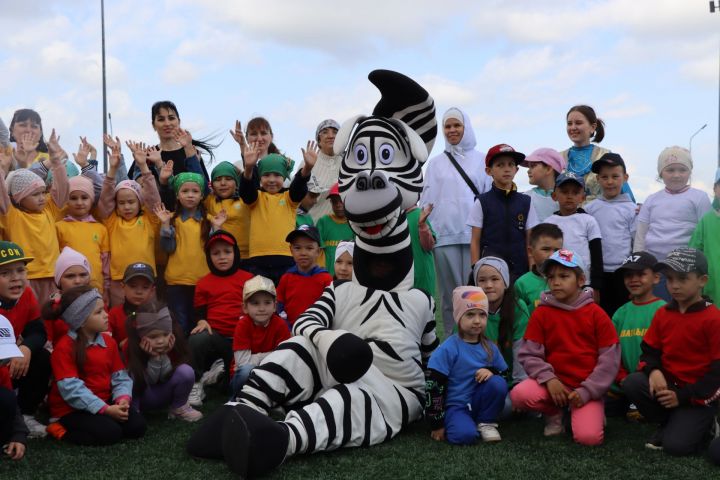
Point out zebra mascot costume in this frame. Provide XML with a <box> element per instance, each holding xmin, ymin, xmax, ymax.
<box><xmin>187</xmin><ymin>70</ymin><xmax>439</xmax><ymax>478</ymax></box>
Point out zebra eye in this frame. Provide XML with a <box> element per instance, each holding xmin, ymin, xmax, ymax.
<box><xmin>353</xmin><ymin>145</ymin><xmax>368</xmax><ymax>165</ymax></box>
<box><xmin>378</xmin><ymin>143</ymin><xmax>394</xmax><ymax>165</ymax></box>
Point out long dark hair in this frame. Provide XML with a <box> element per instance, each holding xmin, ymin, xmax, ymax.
<box><xmin>567</xmin><ymin>105</ymin><xmax>605</xmax><ymax>143</ymax></box>
<box><xmin>9</xmin><ymin>109</ymin><xmax>48</xmax><ymax>153</ymax></box>
<box><xmin>151</xmin><ymin>100</ymin><xmax>220</xmax><ymax>161</ymax></box>
<box><xmin>41</xmin><ymin>285</ymin><xmax>95</xmax><ymax>374</ymax></box>
<box><xmin>496</xmin><ymin>286</ymin><xmax>518</xmax><ymax>353</ymax></box>
<box><xmin>125</xmin><ymin>301</ymin><xmax>190</xmax><ymax>395</ymax></box>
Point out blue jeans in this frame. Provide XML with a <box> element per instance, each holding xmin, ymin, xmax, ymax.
<box><xmin>229</xmin><ymin>364</ymin><xmax>255</xmax><ymax>400</ymax></box>
<box><xmin>166</xmin><ymin>285</ymin><xmax>196</xmax><ymax>336</ymax></box>
<box><xmin>445</xmin><ymin>375</ymin><xmax>507</xmax><ymax>445</ymax></box>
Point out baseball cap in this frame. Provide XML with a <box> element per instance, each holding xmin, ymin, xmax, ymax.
<box><xmin>243</xmin><ymin>275</ymin><xmax>276</xmax><ymax>302</ymax></box>
<box><xmin>327</xmin><ymin>182</ymin><xmax>340</xmax><ymax>199</ymax></box>
<box><xmin>122</xmin><ymin>262</ymin><xmax>156</xmax><ymax>284</ymax></box>
<box><xmin>0</xmin><ymin>241</ymin><xmax>33</xmax><ymax>267</ymax></box>
<box><xmin>521</xmin><ymin>148</ymin><xmax>565</xmax><ymax>174</ymax></box>
<box><xmin>485</xmin><ymin>144</ymin><xmax>525</xmax><ymax>168</ymax></box>
<box><xmin>206</xmin><ymin>230</ymin><xmax>238</xmax><ymax>249</ymax></box>
<box><xmin>285</xmin><ymin>224</ymin><xmax>322</xmax><ymax>245</ymax></box>
<box><xmin>654</xmin><ymin>248</ymin><xmax>708</xmax><ymax>275</ymax></box>
<box><xmin>555</xmin><ymin>171</ymin><xmax>586</xmax><ymax>189</ymax></box>
<box><xmin>315</xmin><ymin>119</ymin><xmax>340</xmax><ymax>140</ymax></box>
<box><xmin>0</xmin><ymin>315</ymin><xmax>23</xmax><ymax>360</ymax></box>
<box><xmin>591</xmin><ymin>152</ymin><xmax>626</xmax><ymax>174</ymax></box>
<box><xmin>539</xmin><ymin>248</ymin><xmax>586</xmax><ymax>275</ymax></box>
<box><xmin>616</xmin><ymin>251</ymin><xmax>658</xmax><ymax>273</ymax></box>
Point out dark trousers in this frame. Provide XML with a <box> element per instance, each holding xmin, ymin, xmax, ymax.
<box><xmin>600</xmin><ymin>270</ymin><xmax>630</xmax><ymax>318</ymax></box>
<box><xmin>0</xmin><ymin>387</ymin><xmax>17</xmax><ymax>444</ymax></box>
<box><xmin>12</xmin><ymin>347</ymin><xmax>51</xmax><ymax>415</ymax></box>
<box><xmin>166</xmin><ymin>285</ymin><xmax>196</xmax><ymax>336</ymax></box>
<box><xmin>59</xmin><ymin>408</ymin><xmax>146</xmax><ymax>446</ymax></box>
<box><xmin>188</xmin><ymin>331</ymin><xmax>233</xmax><ymax>383</ymax></box>
<box><xmin>623</xmin><ymin>372</ymin><xmax>716</xmax><ymax>455</ymax></box>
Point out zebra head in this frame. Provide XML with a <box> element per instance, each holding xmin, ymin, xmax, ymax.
<box><xmin>335</xmin><ymin>70</ymin><xmax>437</xmax><ymax>211</ymax></box>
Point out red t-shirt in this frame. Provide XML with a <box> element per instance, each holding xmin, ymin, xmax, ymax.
<box><xmin>524</xmin><ymin>302</ymin><xmax>619</xmax><ymax>388</ymax></box>
<box><xmin>277</xmin><ymin>269</ymin><xmax>332</xmax><ymax>326</ymax></box>
<box><xmin>642</xmin><ymin>304</ymin><xmax>720</xmax><ymax>386</ymax></box>
<box><xmin>0</xmin><ymin>286</ymin><xmax>40</xmax><ymax>339</ymax></box>
<box><xmin>108</xmin><ymin>305</ymin><xmax>129</xmax><ymax>346</ymax></box>
<box><xmin>0</xmin><ymin>366</ymin><xmax>11</xmax><ymax>390</ymax></box>
<box><xmin>194</xmin><ymin>269</ymin><xmax>254</xmax><ymax>337</ymax></box>
<box><xmin>48</xmin><ymin>332</ymin><xmax>125</xmax><ymax>418</ymax></box>
<box><xmin>232</xmin><ymin>313</ymin><xmax>291</xmax><ymax>354</ymax></box>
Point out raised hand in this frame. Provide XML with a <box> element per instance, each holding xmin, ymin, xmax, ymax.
<box><xmin>105</xmin><ymin>135</ymin><xmax>122</xmax><ymax>172</ymax></box>
<box><xmin>230</xmin><ymin>120</ymin><xmax>247</xmax><ymax>154</ymax></box>
<box><xmin>419</xmin><ymin>204</ymin><xmax>433</xmax><ymax>225</ymax></box>
<box><xmin>18</xmin><ymin>132</ymin><xmax>39</xmax><ymax>154</ymax></box>
<box><xmin>73</xmin><ymin>136</ymin><xmax>92</xmax><ymax>167</ymax></box>
<box><xmin>301</xmin><ymin>140</ymin><xmax>319</xmax><ymax>171</ymax></box>
<box><xmin>244</xmin><ymin>141</ymin><xmax>260</xmax><ymax>168</ymax></box>
<box><xmin>47</xmin><ymin>129</ymin><xmax>64</xmax><ymax>165</ymax></box>
<box><xmin>125</xmin><ymin>140</ymin><xmax>146</xmax><ymax>158</ymax></box>
<box><xmin>159</xmin><ymin>159</ymin><xmax>174</xmax><ymax>185</ymax></box>
<box><xmin>174</xmin><ymin>128</ymin><xmax>192</xmax><ymax>148</ymax></box>
<box><xmin>146</xmin><ymin>146</ymin><xmax>162</xmax><ymax>167</ymax></box>
<box><xmin>153</xmin><ymin>203</ymin><xmax>173</xmax><ymax>224</ymax></box>
<box><xmin>211</xmin><ymin>209</ymin><xmax>228</xmax><ymax>230</ymax></box>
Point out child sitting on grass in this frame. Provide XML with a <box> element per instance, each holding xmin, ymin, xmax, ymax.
<box><xmin>46</xmin><ymin>247</ymin><xmax>93</xmax><ymax>347</ymax></box>
<box><xmin>108</xmin><ymin>263</ymin><xmax>157</xmax><ymax>351</ymax></box>
<box><xmin>0</xmin><ymin>316</ymin><xmax>28</xmax><ymax>461</ymax></box>
<box><xmin>426</xmin><ymin>286</ymin><xmax>508</xmax><ymax>444</ymax></box>
<box><xmin>333</xmin><ymin>241</ymin><xmax>354</xmax><ymax>281</ymax></box>
<box><xmin>511</xmin><ymin>249</ymin><xmax>619</xmax><ymax>446</ymax></box>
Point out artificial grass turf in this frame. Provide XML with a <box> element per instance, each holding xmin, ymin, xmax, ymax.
<box><xmin>1</xmin><ymin>388</ymin><xmax>717</xmax><ymax>480</ymax></box>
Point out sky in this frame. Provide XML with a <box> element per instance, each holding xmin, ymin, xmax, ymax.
<box><xmin>1</xmin><ymin>0</ymin><xmax>719</xmax><ymax>201</ymax></box>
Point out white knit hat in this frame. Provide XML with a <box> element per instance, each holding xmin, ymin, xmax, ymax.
<box><xmin>6</xmin><ymin>169</ymin><xmax>45</xmax><ymax>204</ymax></box>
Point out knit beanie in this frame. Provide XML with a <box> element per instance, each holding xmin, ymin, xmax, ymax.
<box><xmin>62</xmin><ymin>289</ymin><xmax>103</xmax><ymax>332</ymax></box>
<box><xmin>135</xmin><ymin>306</ymin><xmax>173</xmax><ymax>337</ymax></box>
<box><xmin>205</xmin><ymin>230</ymin><xmax>241</xmax><ymax>277</ymax></box>
<box><xmin>211</xmin><ymin>161</ymin><xmax>240</xmax><ymax>186</ymax></box>
<box><xmin>172</xmin><ymin>172</ymin><xmax>206</xmax><ymax>196</ymax></box>
<box><xmin>54</xmin><ymin>247</ymin><xmax>92</xmax><ymax>286</ymax></box>
<box><xmin>657</xmin><ymin>146</ymin><xmax>692</xmax><ymax>175</ymax></box>
<box><xmin>258</xmin><ymin>154</ymin><xmax>290</xmax><ymax>179</ymax></box>
<box><xmin>68</xmin><ymin>175</ymin><xmax>95</xmax><ymax>201</ymax></box>
<box><xmin>6</xmin><ymin>169</ymin><xmax>45</xmax><ymax>204</ymax></box>
<box><xmin>452</xmin><ymin>286</ymin><xmax>488</xmax><ymax>324</ymax></box>
<box><xmin>472</xmin><ymin>256</ymin><xmax>510</xmax><ymax>289</ymax></box>
<box><xmin>114</xmin><ymin>180</ymin><xmax>144</xmax><ymax>204</ymax></box>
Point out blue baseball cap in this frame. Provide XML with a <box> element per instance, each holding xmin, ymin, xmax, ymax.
<box><xmin>539</xmin><ymin>248</ymin><xmax>586</xmax><ymax>275</ymax></box>
<box><xmin>555</xmin><ymin>171</ymin><xmax>585</xmax><ymax>189</ymax></box>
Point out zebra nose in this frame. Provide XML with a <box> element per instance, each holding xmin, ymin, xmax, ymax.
<box><xmin>368</xmin><ymin>172</ymin><xmax>387</xmax><ymax>190</ymax></box>
<box><xmin>355</xmin><ymin>172</ymin><xmax>370</xmax><ymax>191</ymax></box>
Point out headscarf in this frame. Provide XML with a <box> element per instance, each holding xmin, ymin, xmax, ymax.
<box><xmin>114</xmin><ymin>180</ymin><xmax>144</xmax><ymax>204</ymax></box>
<box><xmin>334</xmin><ymin>241</ymin><xmax>355</xmax><ymax>262</ymax></box>
<box><xmin>258</xmin><ymin>154</ymin><xmax>291</xmax><ymax>179</ymax></box>
<box><xmin>172</xmin><ymin>172</ymin><xmax>206</xmax><ymax>196</ymax></box>
<box><xmin>6</xmin><ymin>169</ymin><xmax>45</xmax><ymax>204</ymax></box>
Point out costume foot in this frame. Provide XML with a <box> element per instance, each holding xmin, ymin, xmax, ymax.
<box><xmin>186</xmin><ymin>405</ymin><xmax>234</xmax><ymax>459</ymax></box>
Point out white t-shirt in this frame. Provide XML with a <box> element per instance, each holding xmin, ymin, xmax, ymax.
<box><xmin>524</xmin><ymin>188</ymin><xmax>559</xmax><ymax>222</ymax></box>
<box><xmin>544</xmin><ymin>212</ymin><xmax>602</xmax><ymax>281</ymax></box>
<box><xmin>637</xmin><ymin>187</ymin><xmax>711</xmax><ymax>261</ymax></box>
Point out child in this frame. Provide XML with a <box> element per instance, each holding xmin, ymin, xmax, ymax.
<box><xmin>623</xmin><ymin>248</ymin><xmax>720</xmax><ymax>455</ymax></box>
<box><xmin>55</xmin><ymin>175</ymin><xmax>111</xmax><ymax>297</ymax></box>
<box><xmin>125</xmin><ymin>301</ymin><xmax>202</xmax><ymax>422</ymax></box>
<box><xmin>156</xmin><ymin>172</ymin><xmax>211</xmax><ymax>334</ymax></box>
<box><xmin>511</xmin><ymin>249</ymin><xmax>620</xmax><ymax>446</ymax></box>
<box><xmin>0</xmin><ymin>315</ymin><xmax>28</xmax><ymax>460</ymax></box>
<box><xmin>521</xmin><ymin>148</ymin><xmax>565</xmax><ymax>221</ymax></box>
<box><xmin>635</xmin><ymin>147</ymin><xmax>711</xmax><ymax>301</ymax></box>
<box><xmin>45</xmin><ymin>286</ymin><xmax>147</xmax><ymax>445</ymax></box>
<box><xmin>316</xmin><ymin>183</ymin><xmax>354</xmax><ymax>276</ymax></box>
<box><xmin>46</xmin><ymin>247</ymin><xmax>93</xmax><ymax>347</ymax></box>
<box><xmin>514</xmin><ymin>223</ymin><xmax>563</xmax><ymax>315</ymax></box>
<box><xmin>108</xmin><ymin>263</ymin><xmax>157</xmax><ymax>350</ymax></box>
<box><xmin>545</xmin><ymin>172</ymin><xmax>604</xmax><ymax>297</ymax></box>
<box><xmin>0</xmin><ymin>129</ymin><xmax>69</xmax><ymax>301</ymax></box>
<box><xmin>229</xmin><ymin>276</ymin><xmax>291</xmax><ymax>399</ymax></box>
<box><xmin>189</xmin><ymin>230</ymin><xmax>253</xmax><ymax>406</ymax></box>
<box><xmin>585</xmin><ymin>153</ymin><xmax>637</xmax><ymax>316</ymax></box>
<box><xmin>407</xmin><ymin>203</ymin><xmax>437</xmax><ymax>296</ymax></box>
<box><xmin>296</xmin><ymin>176</ymin><xmax>323</xmax><ymax>228</ymax></box>
<box><xmin>99</xmin><ymin>139</ymin><xmax>161</xmax><ymax>307</ymax></box>
<box><xmin>0</xmin><ymin>241</ymin><xmax>50</xmax><ymax>438</ymax></box>
<box><xmin>277</xmin><ymin>225</ymin><xmax>333</xmax><ymax>327</ymax></box>
<box><xmin>607</xmin><ymin>252</ymin><xmax>665</xmax><ymax>416</ymax></box>
<box><xmin>689</xmin><ymin>168</ymin><xmax>720</xmax><ymax>304</ymax></box>
<box><xmin>239</xmin><ymin>142</ymin><xmax>318</xmax><ymax>284</ymax></box>
<box><xmin>467</xmin><ymin>144</ymin><xmax>538</xmax><ymax>279</ymax></box>
<box><xmin>426</xmin><ymin>286</ymin><xmax>508</xmax><ymax>444</ymax></box>
<box><xmin>333</xmin><ymin>241</ymin><xmax>354</xmax><ymax>281</ymax></box>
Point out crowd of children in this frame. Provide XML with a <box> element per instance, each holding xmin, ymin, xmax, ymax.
<box><xmin>1</xmin><ymin>101</ymin><xmax>720</xmax><ymax>468</ymax></box>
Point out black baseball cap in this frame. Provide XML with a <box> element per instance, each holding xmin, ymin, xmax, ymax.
<box><xmin>654</xmin><ymin>248</ymin><xmax>708</xmax><ymax>275</ymax></box>
<box><xmin>122</xmin><ymin>262</ymin><xmax>156</xmax><ymax>283</ymax></box>
<box><xmin>591</xmin><ymin>152</ymin><xmax>626</xmax><ymax>173</ymax></box>
<box><xmin>285</xmin><ymin>224</ymin><xmax>322</xmax><ymax>245</ymax></box>
<box><xmin>616</xmin><ymin>251</ymin><xmax>658</xmax><ymax>273</ymax></box>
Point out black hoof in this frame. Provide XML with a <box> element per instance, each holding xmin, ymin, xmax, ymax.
<box><xmin>222</xmin><ymin>407</ymin><xmax>251</xmax><ymax>477</ymax></box>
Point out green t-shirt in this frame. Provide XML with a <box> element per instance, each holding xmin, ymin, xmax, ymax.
<box><xmin>406</xmin><ymin>207</ymin><xmax>437</xmax><ymax>296</ymax></box>
<box><xmin>316</xmin><ymin>214</ymin><xmax>354</xmax><ymax>276</ymax></box>
<box><xmin>611</xmin><ymin>298</ymin><xmax>666</xmax><ymax>392</ymax></box>
<box><xmin>514</xmin><ymin>269</ymin><xmax>547</xmax><ymax>316</ymax></box>
<box><xmin>486</xmin><ymin>298</ymin><xmax>530</xmax><ymax>385</ymax></box>
<box><xmin>689</xmin><ymin>209</ymin><xmax>720</xmax><ymax>304</ymax></box>
<box><xmin>296</xmin><ymin>211</ymin><xmax>314</xmax><ymax>228</ymax></box>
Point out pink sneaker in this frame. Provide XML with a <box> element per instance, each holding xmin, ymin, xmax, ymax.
<box><xmin>168</xmin><ymin>403</ymin><xmax>204</xmax><ymax>422</ymax></box>
<box><xmin>543</xmin><ymin>412</ymin><xmax>564</xmax><ymax>436</ymax></box>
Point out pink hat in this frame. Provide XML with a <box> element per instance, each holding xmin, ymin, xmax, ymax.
<box><xmin>68</xmin><ymin>176</ymin><xmax>95</xmax><ymax>201</ymax></box>
<box><xmin>522</xmin><ymin>148</ymin><xmax>566</xmax><ymax>174</ymax></box>
<box><xmin>114</xmin><ymin>179</ymin><xmax>143</xmax><ymax>204</ymax></box>
<box><xmin>6</xmin><ymin>169</ymin><xmax>45</xmax><ymax>204</ymax></box>
<box><xmin>54</xmin><ymin>247</ymin><xmax>91</xmax><ymax>286</ymax></box>
<box><xmin>452</xmin><ymin>286</ymin><xmax>488</xmax><ymax>324</ymax></box>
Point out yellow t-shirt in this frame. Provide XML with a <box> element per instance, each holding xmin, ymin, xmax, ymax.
<box><xmin>204</xmin><ymin>196</ymin><xmax>250</xmax><ymax>260</ymax></box>
<box><xmin>103</xmin><ymin>212</ymin><xmax>160</xmax><ymax>281</ymax></box>
<box><xmin>0</xmin><ymin>196</ymin><xmax>63</xmax><ymax>279</ymax></box>
<box><xmin>247</xmin><ymin>191</ymin><xmax>299</xmax><ymax>258</ymax></box>
<box><xmin>164</xmin><ymin>216</ymin><xmax>209</xmax><ymax>285</ymax></box>
<box><xmin>55</xmin><ymin>220</ymin><xmax>110</xmax><ymax>292</ymax></box>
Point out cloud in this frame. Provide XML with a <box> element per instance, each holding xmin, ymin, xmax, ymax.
<box><xmin>162</xmin><ymin>59</ymin><xmax>201</xmax><ymax>85</ymax></box>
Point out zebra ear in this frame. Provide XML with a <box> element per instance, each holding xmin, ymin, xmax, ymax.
<box><xmin>394</xmin><ymin>119</ymin><xmax>429</xmax><ymax>165</ymax></box>
<box><xmin>333</xmin><ymin>115</ymin><xmax>366</xmax><ymax>157</ymax></box>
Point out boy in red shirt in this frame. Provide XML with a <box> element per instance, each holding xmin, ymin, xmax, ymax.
<box><xmin>623</xmin><ymin>247</ymin><xmax>720</xmax><ymax>456</ymax></box>
<box><xmin>277</xmin><ymin>225</ymin><xmax>332</xmax><ymax>327</ymax></box>
<box><xmin>107</xmin><ymin>262</ymin><xmax>157</xmax><ymax>350</ymax></box>
<box><xmin>229</xmin><ymin>276</ymin><xmax>291</xmax><ymax>399</ymax></box>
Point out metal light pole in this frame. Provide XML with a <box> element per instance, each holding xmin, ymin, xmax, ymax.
<box><xmin>101</xmin><ymin>0</ymin><xmax>108</xmax><ymax>173</ymax></box>
<box><xmin>689</xmin><ymin>123</ymin><xmax>707</xmax><ymax>153</ymax></box>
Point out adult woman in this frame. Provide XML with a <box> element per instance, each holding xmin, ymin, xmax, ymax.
<box><xmin>420</xmin><ymin>107</ymin><xmax>492</xmax><ymax>337</ymax></box>
<box><xmin>7</xmin><ymin>109</ymin><xmax>49</xmax><ymax>170</ymax></box>
<box><xmin>307</xmin><ymin>119</ymin><xmax>342</xmax><ymax>222</ymax></box>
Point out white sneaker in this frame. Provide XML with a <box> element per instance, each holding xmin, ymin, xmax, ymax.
<box><xmin>188</xmin><ymin>382</ymin><xmax>206</xmax><ymax>407</ymax></box>
<box><xmin>168</xmin><ymin>403</ymin><xmax>204</xmax><ymax>422</ymax></box>
<box><xmin>23</xmin><ymin>415</ymin><xmax>48</xmax><ymax>439</ymax></box>
<box><xmin>200</xmin><ymin>359</ymin><xmax>225</xmax><ymax>386</ymax></box>
<box><xmin>543</xmin><ymin>412</ymin><xmax>565</xmax><ymax>437</ymax></box>
<box><xmin>477</xmin><ymin>423</ymin><xmax>501</xmax><ymax>442</ymax></box>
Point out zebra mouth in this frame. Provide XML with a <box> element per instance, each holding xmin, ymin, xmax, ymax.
<box><xmin>351</xmin><ymin>210</ymin><xmax>399</xmax><ymax>240</ymax></box>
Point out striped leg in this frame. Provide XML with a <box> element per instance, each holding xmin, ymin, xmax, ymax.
<box><xmin>283</xmin><ymin>364</ymin><xmax>422</xmax><ymax>456</ymax></box>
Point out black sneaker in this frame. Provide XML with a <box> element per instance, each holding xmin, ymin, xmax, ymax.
<box><xmin>645</xmin><ymin>428</ymin><xmax>663</xmax><ymax>450</ymax></box>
